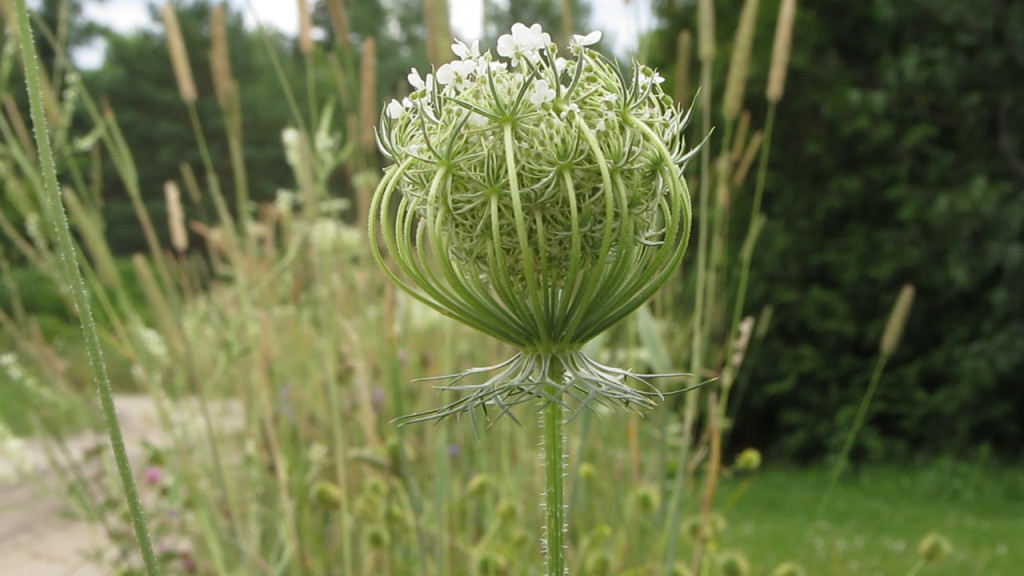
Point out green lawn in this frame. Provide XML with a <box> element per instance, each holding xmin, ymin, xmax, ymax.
<box><xmin>717</xmin><ymin>465</ymin><xmax>1024</xmax><ymax>575</ymax></box>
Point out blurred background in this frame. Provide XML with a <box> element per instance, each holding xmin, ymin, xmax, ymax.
<box><xmin>7</xmin><ymin>0</ymin><xmax>1019</xmax><ymax>463</ymax></box>
<box><xmin>1</xmin><ymin>0</ymin><xmax>1022</xmax><ymax>574</ymax></box>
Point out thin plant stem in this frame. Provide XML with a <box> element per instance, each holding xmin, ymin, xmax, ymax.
<box><xmin>818</xmin><ymin>352</ymin><xmax>889</xmax><ymax>516</ymax></box>
<box><xmin>543</xmin><ymin>359</ymin><xmax>567</xmax><ymax>576</ymax></box>
<box><xmin>186</xmin><ymin>104</ymin><xmax>237</xmax><ymax>239</ymax></box>
<box><xmin>730</xmin><ymin>101</ymin><xmax>776</xmax><ymax>336</ymax></box>
<box><xmin>690</xmin><ymin>390</ymin><xmax>722</xmax><ymax>573</ymax></box>
<box><xmin>246</xmin><ymin>0</ymin><xmax>308</xmax><ymax>133</ymax></box>
<box><xmin>663</xmin><ymin>34</ymin><xmax>714</xmax><ymax>575</ymax></box>
<box><xmin>316</xmin><ymin>261</ymin><xmax>356</xmax><ymax>575</ymax></box>
<box><xmin>224</xmin><ymin>94</ymin><xmax>251</xmax><ymax>232</ymax></box>
<box><xmin>905</xmin><ymin>558</ymin><xmax>925</xmax><ymax>576</ymax></box>
<box><xmin>11</xmin><ymin>1</ymin><xmax>161</xmax><ymax>574</ymax></box>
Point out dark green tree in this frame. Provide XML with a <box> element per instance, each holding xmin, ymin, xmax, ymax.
<box><xmin>647</xmin><ymin>0</ymin><xmax>1024</xmax><ymax>461</ymax></box>
<box><xmin>85</xmin><ymin>1</ymin><xmax>299</xmax><ymax>254</ymax></box>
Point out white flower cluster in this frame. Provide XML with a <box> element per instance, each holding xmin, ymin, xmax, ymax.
<box><xmin>383</xmin><ymin>24</ymin><xmax>608</xmax><ymax>121</ymax></box>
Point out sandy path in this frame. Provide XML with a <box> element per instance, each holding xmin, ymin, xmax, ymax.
<box><xmin>0</xmin><ymin>395</ymin><xmax>240</xmax><ymax>576</ymax></box>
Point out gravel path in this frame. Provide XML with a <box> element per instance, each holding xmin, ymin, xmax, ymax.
<box><xmin>0</xmin><ymin>395</ymin><xmax>240</xmax><ymax>576</ymax></box>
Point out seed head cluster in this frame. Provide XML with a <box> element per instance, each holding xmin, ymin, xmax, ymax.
<box><xmin>376</xmin><ymin>24</ymin><xmax>692</xmax><ymax>328</ymax></box>
<box><xmin>371</xmin><ymin>24</ymin><xmax>695</xmax><ymax>421</ymax></box>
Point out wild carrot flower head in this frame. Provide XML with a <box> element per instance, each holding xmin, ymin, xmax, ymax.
<box><xmin>372</xmin><ymin>24</ymin><xmax>696</xmax><ymax>422</ymax></box>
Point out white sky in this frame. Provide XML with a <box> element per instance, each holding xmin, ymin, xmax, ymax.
<box><xmin>73</xmin><ymin>0</ymin><xmax>654</xmax><ymax>69</ymax></box>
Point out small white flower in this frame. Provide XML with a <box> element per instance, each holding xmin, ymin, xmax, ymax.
<box><xmin>496</xmin><ymin>33</ymin><xmax>516</xmax><ymax>59</ymax></box>
<box><xmin>530</xmin><ymin>79</ymin><xmax>556</xmax><ymax>105</ymax></box>
<box><xmin>437</xmin><ymin>60</ymin><xmax>477</xmax><ymax>88</ymax></box>
<box><xmin>281</xmin><ymin>127</ymin><xmax>301</xmax><ymax>168</ymax></box>
<box><xmin>497</xmin><ymin>22</ymin><xmax>550</xmax><ymax>65</ymax></box>
<box><xmin>408</xmin><ymin>67</ymin><xmax>430</xmax><ymax>91</ymax></box>
<box><xmin>386</xmin><ymin>99</ymin><xmax>405</xmax><ymax>119</ymax></box>
<box><xmin>554</xmin><ymin>57</ymin><xmax>567</xmax><ymax>74</ymax></box>
<box><xmin>436</xmin><ymin>63</ymin><xmax>455</xmax><ymax>85</ymax></box>
<box><xmin>572</xmin><ymin>30</ymin><xmax>602</xmax><ymax>47</ymax></box>
<box><xmin>275</xmin><ymin>189</ymin><xmax>295</xmax><ymax>214</ymax></box>
<box><xmin>639</xmin><ymin>68</ymin><xmax>666</xmax><ymax>87</ymax></box>
<box><xmin>451</xmin><ymin>38</ymin><xmax>480</xmax><ymax>60</ymax></box>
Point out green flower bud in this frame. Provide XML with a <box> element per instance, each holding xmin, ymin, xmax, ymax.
<box><xmin>372</xmin><ymin>23</ymin><xmax>696</xmax><ymax>423</ymax></box>
<box><xmin>718</xmin><ymin>550</ymin><xmax>750</xmax><ymax>576</ymax></box>
<box><xmin>511</xmin><ymin>529</ymin><xmax>529</xmax><ymax>548</ymax></box>
<box><xmin>683</xmin><ymin>513</ymin><xmax>727</xmax><ymax>542</ymax></box>
<box><xmin>579</xmin><ymin>462</ymin><xmax>597</xmax><ymax>481</ymax></box>
<box><xmin>309</xmin><ymin>480</ymin><xmax>343</xmax><ymax>510</ymax></box>
<box><xmin>365</xmin><ymin>524</ymin><xmax>389</xmax><ymax>549</ymax></box>
<box><xmin>365</xmin><ymin>476</ymin><xmax>389</xmax><ymax>497</ymax></box>
<box><xmin>466</xmin><ymin>473</ymin><xmax>495</xmax><ymax>498</ymax></box>
<box><xmin>496</xmin><ymin>500</ymin><xmax>518</xmax><ymax>522</ymax></box>
<box><xmin>917</xmin><ymin>532</ymin><xmax>952</xmax><ymax>564</ymax></box>
<box><xmin>629</xmin><ymin>483</ymin><xmax>660</xmax><ymax>516</ymax></box>
<box><xmin>734</xmin><ymin>447</ymin><xmax>762</xmax><ymax>471</ymax></box>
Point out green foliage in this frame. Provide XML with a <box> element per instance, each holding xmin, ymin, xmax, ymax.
<box><xmin>84</xmin><ymin>1</ymin><xmax>297</xmax><ymax>254</ymax></box>
<box><xmin>649</xmin><ymin>0</ymin><xmax>1024</xmax><ymax>461</ymax></box>
<box><xmin>721</xmin><ymin>465</ymin><xmax>1023</xmax><ymax>575</ymax></box>
<box><xmin>314</xmin><ymin>0</ymin><xmax>430</xmax><ymax>96</ymax></box>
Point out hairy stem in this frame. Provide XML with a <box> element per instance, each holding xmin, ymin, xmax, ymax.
<box><xmin>543</xmin><ymin>359</ymin><xmax>567</xmax><ymax>575</ymax></box>
<box><xmin>13</xmin><ymin>1</ymin><xmax>160</xmax><ymax>574</ymax></box>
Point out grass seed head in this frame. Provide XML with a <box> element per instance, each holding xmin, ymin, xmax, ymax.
<box><xmin>767</xmin><ymin>0</ymin><xmax>797</xmax><ymax>102</ymax></box>
<box><xmin>161</xmin><ymin>2</ymin><xmax>196</xmax><ymax>104</ymax></box>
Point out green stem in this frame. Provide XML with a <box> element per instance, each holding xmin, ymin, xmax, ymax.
<box><xmin>12</xmin><ymin>1</ymin><xmax>160</xmax><ymax>574</ymax></box>
<box><xmin>543</xmin><ymin>359</ymin><xmax>567</xmax><ymax>576</ymax></box>
<box><xmin>905</xmin><ymin>558</ymin><xmax>925</xmax><ymax>576</ymax></box>
<box><xmin>729</xmin><ymin>102</ymin><xmax>776</xmax><ymax>336</ymax></box>
<box><xmin>664</xmin><ymin>44</ymin><xmax>714</xmax><ymax>575</ymax></box>
<box><xmin>818</xmin><ymin>352</ymin><xmax>889</xmax><ymax>516</ymax></box>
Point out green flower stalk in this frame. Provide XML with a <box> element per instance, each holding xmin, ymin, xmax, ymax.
<box><xmin>372</xmin><ymin>24</ymin><xmax>695</xmax><ymax>422</ymax></box>
<box><xmin>370</xmin><ymin>23</ymin><xmax>695</xmax><ymax>575</ymax></box>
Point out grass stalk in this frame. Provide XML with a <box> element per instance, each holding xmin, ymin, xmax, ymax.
<box><xmin>664</xmin><ymin>2</ymin><xmax>715</xmax><ymax>570</ymax></box>
<box><xmin>819</xmin><ymin>284</ymin><xmax>914</xmax><ymax>515</ymax></box>
<box><xmin>11</xmin><ymin>1</ymin><xmax>160</xmax><ymax>574</ymax></box>
<box><xmin>818</xmin><ymin>352</ymin><xmax>888</xmax><ymax>515</ymax></box>
<box><xmin>729</xmin><ymin>102</ymin><xmax>774</xmax><ymax>337</ymax></box>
